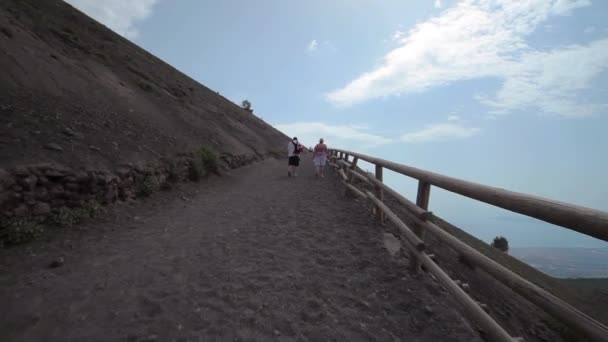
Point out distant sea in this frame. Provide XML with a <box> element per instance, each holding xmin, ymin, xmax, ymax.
<box><xmin>510</xmin><ymin>247</ymin><xmax>608</xmax><ymax>278</ymax></box>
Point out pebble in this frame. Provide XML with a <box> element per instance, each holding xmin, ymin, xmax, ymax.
<box><xmin>44</xmin><ymin>143</ymin><xmax>63</xmax><ymax>151</ymax></box>
<box><xmin>49</xmin><ymin>257</ymin><xmax>65</xmax><ymax>268</ymax></box>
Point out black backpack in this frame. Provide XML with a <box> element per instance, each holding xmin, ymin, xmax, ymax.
<box><xmin>293</xmin><ymin>142</ymin><xmax>302</xmax><ymax>155</ymax></box>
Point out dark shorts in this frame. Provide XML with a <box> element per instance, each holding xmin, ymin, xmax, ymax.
<box><xmin>288</xmin><ymin>155</ymin><xmax>300</xmax><ymax>166</ymax></box>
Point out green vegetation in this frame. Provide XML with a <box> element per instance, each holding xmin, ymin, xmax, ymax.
<box><xmin>241</xmin><ymin>100</ymin><xmax>253</xmax><ymax>112</ymax></box>
<box><xmin>50</xmin><ymin>200</ymin><xmax>105</xmax><ymax>228</ymax></box>
<box><xmin>51</xmin><ymin>207</ymin><xmax>90</xmax><ymax>228</ymax></box>
<box><xmin>2</xmin><ymin>219</ymin><xmax>44</xmax><ymax>245</ymax></box>
<box><xmin>139</xmin><ymin>174</ymin><xmax>159</xmax><ymax>197</ymax></box>
<box><xmin>197</xmin><ymin>146</ymin><xmax>219</xmax><ymax>174</ymax></box>
<box><xmin>491</xmin><ymin>236</ymin><xmax>509</xmax><ymax>252</ymax></box>
<box><xmin>188</xmin><ymin>146</ymin><xmax>219</xmax><ymax>182</ymax></box>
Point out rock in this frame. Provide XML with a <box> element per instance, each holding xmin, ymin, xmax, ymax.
<box><xmin>46</xmin><ymin>168</ymin><xmax>70</xmax><ymax>179</ymax></box>
<box><xmin>50</xmin><ymin>185</ymin><xmax>66</xmax><ymax>199</ymax></box>
<box><xmin>461</xmin><ymin>283</ymin><xmax>471</xmax><ymax>293</ymax></box>
<box><xmin>424</xmin><ymin>305</ymin><xmax>434</xmax><ymax>316</ymax></box>
<box><xmin>0</xmin><ymin>191</ymin><xmax>11</xmax><ymax>206</ymax></box>
<box><xmin>89</xmin><ymin>146</ymin><xmax>101</xmax><ymax>152</ymax></box>
<box><xmin>18</xmin><ymin>175</ymin><xmax>38</xmax><ymax>190</ymax></box>
<box><xmin>49</xmin><ymin>257</ymin><xmax>65</xmax><ymax>268</ymax></box>
<box><xmin>67</xmin><ymin>199</ymin><xmax>84</xmax><ymax>208</ymax></box>
<box><xmin>62</xmin><ymin>127</ymin><xmax>76</xmax><ymax>137</ymax></box>
<box><xmin>14</xmin><ymin>204</ymin><xmax>28</xmax><ymax>217</ymax></box>
<box><xmin>115</xmin><ymin>167</ymin><xmax>131</xmax><ymax>177</ymax></box>
<box><xmin>51</xmin><ymin>199</ymin><xmax>66</xmax><ymax>207</ymax></box>
<box><xmin>33</xmin><ymin>202</ymin><xmax>51</xmax><ymax>216</ymax></box>
<box><xmin>104</xmin><ymin>188</ymin><xmax>117</xmax><ymax>202</ymax></box>
<box><xmin>76</xmin><ymin>172</ymin><xmax>91</xmax><ymax>183</ymax></box>
<box><xmin>35</xmin><ymin>187</ymin><xmax>49</xmax><ymax>201</ymax></box>
<box><xmin>65</xmin><ymin>182</ymin><xmax>79</xmax><ymax>191</ymax></box>
<box><xmin>37</xmin><ymin>176</ymin><xmax>49</xmax><ymax>186</ymax></box>
<box><xmin>44</xmin><ymin>143</ymin><xmax>64</xmax><ymax>151</ymax></box>
<box><xmin>0</xmin><ymin>168</ymin><xmax>14</xmax><ymax>188</ymax></box>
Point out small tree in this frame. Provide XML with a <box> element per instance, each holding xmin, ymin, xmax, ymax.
<box><xmin>241</xmin><ymin>100</ymin><xmax>253</xmax><ymax>113</ymax></box>
<box><xmin>491</xmin><ymin>236</ymin><xmax>509</xmax><ymax>253</ymax></box>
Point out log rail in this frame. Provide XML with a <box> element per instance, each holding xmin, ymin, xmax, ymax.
<box><xmin>329</xmin><ymin>149</ymin><xmax>608</xmax><ymax>342</ymax></box>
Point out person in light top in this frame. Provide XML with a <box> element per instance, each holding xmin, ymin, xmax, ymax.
<box><xmin>287</xmin><ymin>137</ymin><xmax>303</xmax><ymax>177</ymax></box>
<box><xmin>312</xmin><ymin>138</ymin><xmax>328</xmax><ymax>178</ymax></box>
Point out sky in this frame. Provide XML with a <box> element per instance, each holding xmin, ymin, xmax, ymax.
<box><xmin>64</xmin><ymin>0</ymin><xmax>608</xmax><ymax>248</ymax></box>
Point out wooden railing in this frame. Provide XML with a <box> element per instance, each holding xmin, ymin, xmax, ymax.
<box><xmin>329</xmin><ymin>149</ymin><xmax>608</xmax><ymax>342</ymax></box>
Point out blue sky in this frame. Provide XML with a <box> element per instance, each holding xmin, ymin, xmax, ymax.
<box><xmin>66</xmin><ymin>0</ymin><xmax>608</xmax><ymax>248</ymax></box>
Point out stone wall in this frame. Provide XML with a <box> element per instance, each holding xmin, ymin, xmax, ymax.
<box><xmin>0</xmin><ymin>151</ymin><xmax>263</xmax><ymax>244</ymax></box>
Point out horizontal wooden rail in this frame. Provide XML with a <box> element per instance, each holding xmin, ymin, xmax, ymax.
<box><xmin>364</xmin><ymin>173</ymin><xmax>430</xmax><ymax>220</ymax></box>
<box><xmin>331</xmin><ymin>149</ymin><xmax>608</xmax><ymax>242</ymax></box>
<box><xmin>366</xmin><ymin>191</ymin><xmax>426</xmax><ymax>251</ymax></box>
<box><xmin>410</xmin><ymin>214</ymin><xmax>608</xmax><ymax>341</ymax></box>
<box><xmin>344</xmin><ymin>182</ymin><xmax>368</xmax><ymax>200</ymax></box>
<box><xmin>347</xmin><ymin>169</ymin><xmax>373</xmax><ymax>186</ymax></box>
<box><xmin>330</xmin><ymin>155</ymin><xmax>518</xmax><ymax>340</ymax></box>
<box><xmin>400</xmin><ymin>235</ymin><xmax>516</xmax><ymax>342</ymax></box>
<box><xmin>330</xmin><ymin>149</ymin><xmax>608</xmax><ymax>341</ymax></box>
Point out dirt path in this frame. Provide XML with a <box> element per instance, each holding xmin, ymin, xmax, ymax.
<box><xmin>1</xmin><ymin>156</ymin><xmax>480</xmax><ymax>341</ymax></box>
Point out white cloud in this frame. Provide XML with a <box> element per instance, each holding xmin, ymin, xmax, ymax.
<box><xmin>447</xmin><ymin>115</ymin><xmax>460</xmax><ymax>121</ymax></box>
<box><xmin>434</xmin><ymin>0</ymin><xmax>443</xmax><ymax>9</ymax></box>
<box><xmin>274</xmin><ymin>122</ymin><xmax>392</xmax><ymax>149</ymax></box>
<box><xmin>480</xmin><ymin>39</ymin><xmax>608</xmax><ymax>117</ymax></box>
<box><xmin>64</xmin><ymin>0</ymin><xmax>158</xmax><ymax>39</ymax></box>
<box><xmin>401</xmin><ymin>123</ymin><xmax>479</xmax><ymax>143</ymax></box>
<box><xmin>307</xmin><ymin>40</ymin><xmax>337</xmax><ymax>54</ymax></box>
<box><xmin>307</xmin><ymin>39</ymin><xmax>319</xmax><ymax>53</ymax></box>
<box><xmin>326</xmin><ymin>0</ymin><xmax>607</xmax><ymax>117</ymax></box>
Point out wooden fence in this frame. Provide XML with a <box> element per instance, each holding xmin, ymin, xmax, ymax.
<box><xmin>329</xmin><ymin>149</ymin><xmax>608</xmax><ymax>342</ymax></box>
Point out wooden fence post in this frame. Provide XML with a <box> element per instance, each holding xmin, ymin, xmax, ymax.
<box><xmin>375</xmin><ymin>165</ymin><xmax>384</xmax><ymax>223</ymax></box>
<box><xmin>348</xmin><ymin>157</ymin><xmax>359</xmax><ymax>183</ymax></box>
<box><xmin>412</xmin><ymin>180</ymin><xmax>431</xmax><ymax>272</ymax></box>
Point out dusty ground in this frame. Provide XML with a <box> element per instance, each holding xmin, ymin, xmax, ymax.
<box><xmin>0</xmin><ymin>156</ymin><xmax>481</xmax><ymax>341</ymax></box>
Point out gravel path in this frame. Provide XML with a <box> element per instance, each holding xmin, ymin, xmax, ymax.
<box><xmin>1</xmin><ymin>156</ymin><xmax>480</xmax><ymax>341</ymax></box>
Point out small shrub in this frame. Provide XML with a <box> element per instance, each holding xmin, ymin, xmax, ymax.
<box><xmin>188</xmin><ymin>158</ymin><xmax>204</xmax><ymax>182</ymax></box>
<box><xmin>491</xmin><ymin>236</ymin><xmax>509</xmax><ymax>253</ymax></box>
<box><xmin>241</xmin><ymin>100</ymin><xmax>253</xmax><ymax>112</ymax></box>
<box><xmin>52</xmin><ymin>206</ymin><xmax>96</xmax><ymax>227</ymax></box>
<box><xmin>85</xmin><ymin>200</ymin><xmax>105</xmax><ymax>218</ymax></box>
<box><xmin>51</xmin><ymin>207</ymin><xmax>74</xmax><ymax>227</ymax></box>
<box><xmin>197</xmin><ymin>146</ymin><xmax>218</xmax><ymax>174</ymax></box>
<box><xmin>3</xmin><ymin>219</ymin><xmax>44</xmax><ymax>245</ymax></box>
<box><xmin>139</xmin><ymin>174</ymin><xmax>159</xmax><ymax>197</ymax></box>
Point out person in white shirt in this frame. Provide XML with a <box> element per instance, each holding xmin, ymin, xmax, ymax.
<box><xmin>287</xmin><ymin>137</ymin><xmax>302</xmax><ymax>177</ymax></box>
<box><xmin>312</xmin><ymin>138</ymin><xmax>328</xmax><ymax>178</ymax></box>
